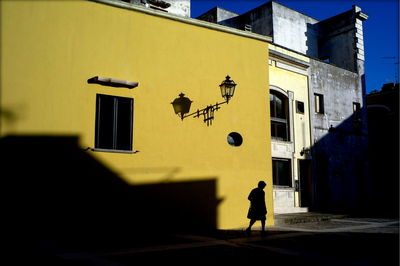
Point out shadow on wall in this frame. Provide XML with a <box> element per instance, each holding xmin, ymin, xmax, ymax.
<box><xmin>310</xmin><ymin>105</ymin><xmax>373</xmax><ymax>215</ymax></box>
<box><xmin>305</xmin><ymin>23</ymin><xmax>319</xmax><ymax>58</ymax></box>
<box><xmin>312</xmin><ymin>100</ymin><xmax>398</xmax><ymax>217</ymax></box>
<box><xmin>1</xmin><ymin>135</ymin><xmax>220</xmax><ymax>244</ymax></box>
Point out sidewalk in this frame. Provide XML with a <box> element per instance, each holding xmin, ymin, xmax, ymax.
<box><xmin>271</xmin><ymin>212</ymin><xmax>399</xmax><ymax>234</ymax></box>
<box><xmin>274</xmin><ymin>212</ymin><xmax>349</xmax><ymax>225</ymax></box>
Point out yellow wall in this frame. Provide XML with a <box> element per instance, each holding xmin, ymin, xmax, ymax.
<box><xmin>1</xmin><ymin>0</ymin><xmax>273</xmax><ymax>228</ymax></box>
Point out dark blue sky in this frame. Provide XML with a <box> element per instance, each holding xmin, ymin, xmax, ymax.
<box><xmin>191</xmin><ymin>0</ymin><xmax>399</xmax><ymax>94</ymax></box>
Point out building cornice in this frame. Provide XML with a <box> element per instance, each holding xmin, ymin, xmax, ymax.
<box><xmin>89</xmin><ymin>0</ymin><xmax>272</xmax><ymax>43</ymax></box>
<box><xmin>269</xmin><ymin>49</ymin><xmax>310</xmax><ymax>69</ymax></box>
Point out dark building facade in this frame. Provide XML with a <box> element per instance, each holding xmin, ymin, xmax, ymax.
<box><xmin>367</xmin><ymin>83</ymin><xmax>399</xmax><ymax>217</ymax></box>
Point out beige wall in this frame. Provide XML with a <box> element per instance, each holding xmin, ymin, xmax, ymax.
<box><xmin>269</xmin><ymin>44</ymin><xmax>311</xmax><ymax>212</ymax></box>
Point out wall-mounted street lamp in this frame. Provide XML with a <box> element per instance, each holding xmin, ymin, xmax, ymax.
<box><xmin>171</xmin><ymin>76</ymin><xmax>237</xmax><ymax>126</ymax></box>
<box><xmin>219</xmin><ymin>75</ymin><xmax>237</xmax><ymax>103</ymax></box>
<box><xmin>300</xmin><ymin>147</ymin><xmax>311</xmax><ymax>157</ymax></box>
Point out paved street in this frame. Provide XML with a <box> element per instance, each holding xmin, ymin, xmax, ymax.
<box><xmin>41</xmin><ymin>216</ymin><xmax>399</xmax><ymax>266</ymax></box>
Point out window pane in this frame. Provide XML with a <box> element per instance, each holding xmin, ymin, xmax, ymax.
<box><xmin>273</xmin><ymin>159</ymin><xmax>292</xmax><ymax>187</ymax></box>
<box><xmin>271</xmin><ymin>121</ymin><xmax>288</xmax><ymax>141</ymax></box>
<box><xmin>116</xmin><ymin>98</ymin><xmax>133</xmax><ymax>151</ymax></box>
<box><xmin>270</xmin><ymin>90</ymin><xmax>290</xmax><ymax>141</ymax></box>
<box><xmin>275</xmin><ymin>96</ymin><xmax>285</xmax><ymax>119</ymax></box>
<box><xmin>96</xmin><ymin>94</ymin><xmax>115</xmax><ymax>149</ymax></box>
<box><xmin>270</xmin><ymin>94</ymin><xmax>275</xmax><ymax>117</ymax></box>
<box><xmin>276</xmin><ymin>122</ymin><xmax>287</xmax><ymax>140</ymax></box>
<box><xmin>271</xmin><ymin>122</ymin><xmax>276</xmax><ymax>138</ymax></box>
<box><xmin>270</xmin><ymin>92</ymin><xmax>286</xmax><ymax>119</ymax></box>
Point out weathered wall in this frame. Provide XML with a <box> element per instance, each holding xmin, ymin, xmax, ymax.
<box><xmin>309</xmin><ymin>59</ymin><xmax>369</xmax><ymax>211</ymax></box>
<box><xmin>226</xmin><ymin>2</ymin><xmax>274</xmax><ymax>37</ymax></box>
<box><xmin>196</xmin><ymin>7</ymin><xmax>238</xmax><ymax>23</ymax></box>
<box><xmin>199</xmin><ymin>3</ymin><xmax>274</xmax><ymax>40</ymax></box>
<box><xmin>200</xmin><ymin>2</ymin><xmax>368</xmax><ymax>75</ymax></box>
<box><xmin>318</xmin><ymin>6</ymin><xmax>367</xmax><ymax>73</ymax></box>
<box><xmin>271</xmin><ymin>2</ymin><xmax>319</xmax><ymax>57</ymax></box>
<box><xmin>164</xmin><ymin>0</ymin><xmax>190</xmax><ymax>17</ymax></box>
<box><xmin>213</xmin><ymin>1</ymin><xmax>319</xmax><ymax>56</ymax></box>
<box><xmin>310</xmin><ymin>60</ymin><xmax>361</xmax><ymax>132</ymax></box>
<box><xmin>129</xmin><ymin>0</ymin><xmax>190</xmax><ymax>17</ymax></box>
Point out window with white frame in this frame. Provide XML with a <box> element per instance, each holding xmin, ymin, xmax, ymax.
<box><xmin>270</xmin><ymin>90</ymin><xmax>290</xmax><ymax>141</ymax></box>
<box><xmin>314</xmin><ymin>93</ymin><xmax>324</xmax><ymax>114</ymax></box>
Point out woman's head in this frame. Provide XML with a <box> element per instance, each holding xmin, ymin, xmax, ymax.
<box><xmin>258</xmin><ymin>181</ymin><xmax>266</xmax><ymax>189</ymax></box>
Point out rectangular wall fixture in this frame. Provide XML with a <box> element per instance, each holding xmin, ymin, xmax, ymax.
<box><xmin>88</xmin><ymin>76</ymin><xmax>139</xmax><ymax>89</ymax></box>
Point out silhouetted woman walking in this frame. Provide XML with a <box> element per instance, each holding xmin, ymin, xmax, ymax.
<box><xmin>246</xmin><ymin>181</ymin><xmax>267</xmax><ymax>233</ymax></box>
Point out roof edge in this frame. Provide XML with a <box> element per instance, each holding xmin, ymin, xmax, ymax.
<box><xmin>89</xmin><ymin>0</ymin><xmax>272</xmax><ymax>42</ymax></box>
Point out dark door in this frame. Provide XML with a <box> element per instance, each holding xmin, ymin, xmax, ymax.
<box><xmin>299</xmin><ymin>159</ymin><xmax>312</xmax><ymax>207</ymax></box>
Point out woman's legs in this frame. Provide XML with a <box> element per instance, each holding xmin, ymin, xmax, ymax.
<box><xmin>246</xmin><ymin>219</ymin><xmax>256</xmax><ymax>231</ymax></box>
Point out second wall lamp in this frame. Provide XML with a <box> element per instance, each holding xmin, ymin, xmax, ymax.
<box><xmin>171</xmin><ymin>76</ymin><xmax>237</xmax><ymax>126</ymax></box>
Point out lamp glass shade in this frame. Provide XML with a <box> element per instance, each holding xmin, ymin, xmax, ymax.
<box><xmin>219</xmin><ymin>75</ymin><xmax>237</xmax><ymax>102</ymax></box>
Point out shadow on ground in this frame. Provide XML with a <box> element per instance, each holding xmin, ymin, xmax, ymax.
<box><xmin>1</xmin><ymin>135</ymin><xmax>220</xmax><ymax>264</ymax></box>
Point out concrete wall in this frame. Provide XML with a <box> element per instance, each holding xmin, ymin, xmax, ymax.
<box><xmin>196</xmin><ymin>7</ymin><xmax>238</xmax><ymax>23</ymax></box>
<box><xmin>318</xmin><ymin>6</ymin><xmax>368</xmax><ymax>73</ymax></box>
<box><xmin>128</xmin><ymin>0</ymin><xmax>190</xmax><ymax>17</ymax></box>
<box><xmin>309</xmin><ymin>59</ymin><xmax>369</xmax><ymax>211</ymax></box>
<box><xmin>223</xmin><ymin>3</ymin><xmax>274</xmax><ymax>36</ymax></box>
<box><xmin>205</xmin><ymin>1</ymin><xmax>319</xmax><ymax>55</ymax></box>
<box><xmin>197</xmin><ymin>2</ymin><xmax>273</xmax><ymax>40</ymax></box>
<box><xmin>310</xmin><ymin>60</ymin><xmax>362</xmax><ymax>133</ymax></box>
<box><xmin>271</xmin><ymin>2</ymin><xmax>319</xmax><ymax>57</ymax></box>
<box><xmin>198</xmin><ymin>2</ymin><xmax>368</xmax><ymax>74</ymax></box>
<box><xmin>164</xmin><ymin>0</ymin><xmax>190</xmax><ymax>17</ymax></box>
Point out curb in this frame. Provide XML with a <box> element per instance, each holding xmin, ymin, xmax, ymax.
<box><xmin>274</xmin><ymin>213</ymin><xmax>349</xmax><ymax>225</ymax></box>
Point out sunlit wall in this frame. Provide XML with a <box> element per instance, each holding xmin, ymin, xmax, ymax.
<box><xmin>1</xmin><ymin>0</ymin><xmax>273</xmax><ymax>229</ymax></box>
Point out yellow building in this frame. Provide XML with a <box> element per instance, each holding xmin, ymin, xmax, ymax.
<box><xmin>1</xmin><ymin>0</ymin><xmax>273</xmax><ymax>232</ymax></box>
<box><xmin>268</xmin><ymin>44</ymin><xmax>312</xmax><ymax>213</ymax></box>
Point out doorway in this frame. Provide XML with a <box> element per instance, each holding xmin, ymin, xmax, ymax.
<box><xmin>299</xmin><ymin>159</ymin><xmax>312</xmax><ymax>207</ymax></box>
